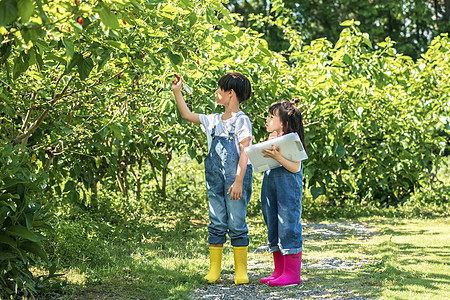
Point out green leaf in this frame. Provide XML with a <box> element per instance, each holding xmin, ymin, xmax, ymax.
<box><xmin>95</xmin><ymin>3</ymin><xmax>119</xmax><ymax>29</ymax></box>
<box><xmin>21</xmin><ymin>241</ymin><xmax>49</xmax><ymax>263</ymax></box>
<box><xmin>62</xmin><ymin>37</ymin><xmax>74</xmax><ymax>58</ymax></box>
<box><xmin>0</xmin><ymin>0</ymin><xmax>18</xmax><ymax>26</ymax></box>
<box><xmin>21</xmin><ymin>26</ymin><xmax>45</xmax><ymax>43</ymax></box>
<box><xmin>66</xmin><ymin>52</ymin><xmax>83</xmax><ymax>74</ymax></box>
<box><xmin>0</xmin><ymin>200</ymin><xmax>17</xmax><ymax>212</ymax></box>
<box><xmin>17</xmin><ymin>0</ymin><xmax>34</xmax><ymax>22</ymax></box>
<box><xmin>0</xmin><ymin>251</ymin><xmax>16</xmax><ymax>261</ymax></box>
<box><xmin>362</xmin><ymin>33</ymin><xmax>373</xmax><ymax>49</ymax></box>
<box><xmin>49</xmin><ymin>262</ymin><xmax>57</xmax><ymax>276</ymax></box>
<box><xmin>106</xmin><ymin>40</ymin><xmax>129</xmax><ymax>51</ymax></box>
<box><xmin>343</xmin><ymin>54</ymin><xmax>352</xmax><ymax>65</ymax></box>
<box><xmin>188</xmin><ymin>13</ymin><xmax>197</xmax><ymax>27</ymax></box>
<box><xmin>34</xmin><ymin>0</ymin><xmax>47</xmax><ymax>23</ymax></box>
<box><xmin>25</xmin><ymin>212</ymin><xmax>34</xmax><ymax>229</ymax></box>
<box><xmin>159</xmin><ymin>3</ymin><xmax>179</xmax><ymax>19</ymax></box>
<box><xmin>335</xmin><ymin>145</ymin><xmax>346</xmax><ymax>158</ymax></box>
<box><xmin>16</xmin><ymin>183</ymin><xmax>25</xmax><ymax>200</ymax></box>
<box><xmin>168</xmin><ymin>51</ymin><xmax>182</xmax><ymax>66</ymax></box>
<box><xmin>225</xmin><ymin>33</ymin><xmax>236</xmax><ymax>42</ymax></box>
<box><xmin>0</xmin><ymin>206</ymin><xmax>10</xmax><ymax>225</ymax></box>
<box><xmin>160</xmin><ymin>98</ymin><xmax>173</xmax><ymax>113</ymax></box>
<box><xmin>109</xmin><ymin>124</ymin><xmax>123</xmax><ymax>141</ymax></box>
<box><xmin>78</xmin><ymin>57</ymin><xmax>94</xmax><ymax>81</ymax></box>
<box><xmin>6</xmin><ymin>225</ymin><xmax>42</xmax><ymax>242</ymax></box>
<box><xmin>97</xmin><ymin>51</ymin><xmax>110</xmax><ymax>72</ymax></box>
<box><xmin>63</xmin><ymin>180</ymin><xmax>76</xmax><ymax>192</ymax></box>
<box><xmin>13</xmin><ymin>51</ymin><xmax>30</xmax><ymax>80</ymax></box>
<box><xmin>0</xmin><ymin>232</ymin><xmax>16</xmax><ymax>247</ymax></box>
<box><xmin>340</xmin><ymin>20</ymin><xmax>354</xmax><ymax>27</ymax></box>
<box><xmin>257</xmin><ymin>43</ymin><xmax>272</xmax><ymax>56</ymax></box>
<box><xmin>311</xmin><ymin>186</ymin><xmax>323</xmax><ymax>200</ymax></box>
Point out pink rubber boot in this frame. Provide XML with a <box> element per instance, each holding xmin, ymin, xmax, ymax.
<box><xmin>268</xmin><ymin>252</ymin><xmax>302</xmax><ymax>286</ymax></box>
<box><xmin>260</xmin><ymin>251</ymin><xmax>284</xmax><ymax>284</ymax></box>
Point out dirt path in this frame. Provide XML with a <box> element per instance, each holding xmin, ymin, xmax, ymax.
<box><xmin>188</xmin><ymin>222</ymin><xmax>378</xmax><ymax>300</ymax></box>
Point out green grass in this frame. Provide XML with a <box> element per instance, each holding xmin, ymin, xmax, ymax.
<box><xmin>301</xmin><ymin>217</ymin><xmax>450</xmax><ymax>300</ymax></box>
<box><xmin>38</xmin><ymin>156</ymin><xmax>449</xmax><ymax>299</ymax></box>
<box><xmin>373</xmin><ymin>218</ymin><xmax>450</xmax><ymax>299</ymax></box>
<box><xmin>40</xmin><ymin>213</ymin><xmax>450</xmax><ymax>300</ymax></box>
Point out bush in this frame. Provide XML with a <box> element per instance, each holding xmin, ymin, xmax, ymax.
<box><xmin>0</xmin><ymin>144</ymin><xmax>56</xmax><ymax>297</ymax></box>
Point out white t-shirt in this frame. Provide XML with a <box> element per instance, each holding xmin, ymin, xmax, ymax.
<box><xmin>199</xmin><ymin>112</ymin><xmax>252</xmax><ymax>158</ymax></box>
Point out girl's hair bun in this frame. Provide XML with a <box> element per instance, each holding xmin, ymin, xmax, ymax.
<box><xmin>291</xmin><ymin>97</ymin><xmax>300</xmax><ymax>105</ymax></box>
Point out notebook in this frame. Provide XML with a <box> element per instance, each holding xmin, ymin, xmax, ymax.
<box><xmin>244</xmin><ymin>132</ymin><xmax>308</xmax><ymax>173</ymax></box>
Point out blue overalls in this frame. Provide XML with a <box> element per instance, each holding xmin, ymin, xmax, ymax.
<box><xmin>260</xmin><ymin>164</ymin><xmax>303</xmax><ymax>255</ymax></box>
<box><xmin>204</xmin><ymin>113</ymin><xmax>253</xmax><ymax>247</ymax></box>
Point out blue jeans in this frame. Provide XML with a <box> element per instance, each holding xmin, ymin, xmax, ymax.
<box><xmin>205</xmin><ymin>134</ymin><xmax>253</xmax><ymax>247</ymax></box>
<box><xmin>260</xmin><ymin>166</ymin><xmax>303</xmax><ymax>254</ymax></box>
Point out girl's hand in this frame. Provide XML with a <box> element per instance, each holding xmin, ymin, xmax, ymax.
<box><xmin>227</xmin><ymin>181</ymin><xmax>243</xmax><ymax>200</ymax></box>
<box><xmin>268</xmin><ymin>131</ymin><xmax>278</xmax><ymax>140</ymax></box>
<box><xmin>262</xmin><ymin>144</ymin><xmax>282</xmax><ymax>161</ymax></box>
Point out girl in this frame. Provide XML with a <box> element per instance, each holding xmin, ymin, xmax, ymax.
<box><xmin>259</xmin><ymin>99</ymin><xmax>307</xmax><ymax>287</ymax></box>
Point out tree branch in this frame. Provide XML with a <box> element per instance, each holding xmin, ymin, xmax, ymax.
<box><xmin>12</xmin><ymin>76</ymin><xmax>74</xmax><ymax>145</ymax></box>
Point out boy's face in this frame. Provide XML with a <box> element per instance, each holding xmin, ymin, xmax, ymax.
<box><xmin>266</xmin><ymin>110</ymin><xmax>283</xmax><ymax>134</ymax></box>
<box><xmin>215</xmin><ymin>88</ymin><xmax>231</xmax><ymax>106</ymax></box>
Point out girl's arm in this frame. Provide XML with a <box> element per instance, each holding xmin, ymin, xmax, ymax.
<box><xmin>227</xmin><ymin>136</ymin><xmax>251</xmax><ymax>200</ymax></box>
<box><xmin>171</xmin><ymin>78</ymin><xmax>201</xmax><ymax>124</ymax></box>
<box><xmin>262</xmin><ymin>144</ymin><xmax>301</xmax><ymax>173</ymax></box>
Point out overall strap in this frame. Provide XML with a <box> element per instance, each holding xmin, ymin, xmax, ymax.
<box><xmin>229</xmin><ymin>111</ymin><xmax>244</xmax><ymax>135</ymax></box>
<box><xmin>210</xmin><ymin>113</ymin><xmax>221</xmax><ymax>138</ymax></box>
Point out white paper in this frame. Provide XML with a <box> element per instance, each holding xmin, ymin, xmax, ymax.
<box><xmin>244</xmin><ymin>132</ymin><xmax>308</xmax><ymax>173</ymax></box>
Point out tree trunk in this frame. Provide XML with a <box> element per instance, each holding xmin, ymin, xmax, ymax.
<box><xmin>90</xmin><ymin>177</ymin><xmax>98</xmax><ymax>209</ymax></box>
<box><xmin>444</xmin><ymin>0</ymin><xmax>450</xmax><ymax>22</ymax></box>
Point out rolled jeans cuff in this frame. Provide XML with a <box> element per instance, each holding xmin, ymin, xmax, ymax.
<box><xmin>230</xmin><ymin>237</ymin><xmax>249</xmax><ymax>247</ymax></box>
<box><xmin>280</xmin><ymin>246</ymin><xmax>302</xmax><ymax>255</ymax></box>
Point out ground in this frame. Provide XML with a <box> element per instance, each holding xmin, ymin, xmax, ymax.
<box><xmin>188</xmin><ymin>221</ymin><xmax>378</xmax><ymax>299</ymax></box>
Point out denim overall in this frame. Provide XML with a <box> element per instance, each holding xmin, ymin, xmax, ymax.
<box><xmin>260</xmin><ymin>164</ymin><xmax>303</xmax><ymax>254</ymax></box>
<box><xmin>205</xmin><ymin>113</ymin><xmax>253</xmax><ymax>247</ymax></box>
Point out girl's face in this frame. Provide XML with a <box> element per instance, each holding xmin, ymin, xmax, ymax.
<box><xmin>215</xmin><ymin>88</ymin><xmax>230</xmax><ymax>106</ymax></box>
<box><xmin>266</xmin><ymin>110</ymin><xmax>283</xmax><ymax>134</ymax></box>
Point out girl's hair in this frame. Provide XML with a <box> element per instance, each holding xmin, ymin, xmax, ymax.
<box><xmin>268</xmin><ymin>99</ymin><xmax>307</xmax><ymax>153</ymax></box>
<box><xmin>217</xmin><ymin>72</ymin><xmax>252</xmax><ymax>103</ymax></box>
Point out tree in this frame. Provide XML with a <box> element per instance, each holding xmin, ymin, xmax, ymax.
<box><xmin>227</xmin><ymin>0</ymin><xmax>450</xmax><ymax>59</ymax></box>
<box><xmin>1</xmin><ymin>0</ymin><xmax>449</xmax><ymax>296</ymax></box>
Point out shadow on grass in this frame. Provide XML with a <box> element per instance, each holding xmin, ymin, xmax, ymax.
<box><xmin>59</xmin><ymin>261</ymin><xmax>206</xmax><ymax>299</ymax></box>
<box><xmin>360</xmin><ymin>222</ymin><xmax>450</xmax><ymax>298</ymax></box>
<box><xmin>45</xmin><ymin>214</ymin><xmax>212</xmax><ymax>299</ymax></box>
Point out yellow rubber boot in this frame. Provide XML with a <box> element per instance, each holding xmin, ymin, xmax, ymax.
<box><xmin>204</xmin><ymin>246</ymin><xmax>223</xmax><ymax>283</ymax></box>
<box><xmin>233</xmin><ymin>246</ymin><xmax>249</xmax><ymax>284</ymax></box>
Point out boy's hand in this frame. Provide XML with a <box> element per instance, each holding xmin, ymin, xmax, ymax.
<box><xmin>227</xmin><ymin>181</ymin><xmax>243</xmax><ymax>200</ymax></box>
<box><xmin>262</xmin><ymin>144</ymin><xmax>282</xmax><ymax>161</ymax></box>
<box><xmin>172</xmin><ymin>75</ymin><xmax>182</xmax><ymax>92</ymax></box>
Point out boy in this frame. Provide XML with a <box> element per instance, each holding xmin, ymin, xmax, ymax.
<box><xmin>171</xmin><ymin>72</ymin><xmax>253</xmax><ymax>284</ymax></box>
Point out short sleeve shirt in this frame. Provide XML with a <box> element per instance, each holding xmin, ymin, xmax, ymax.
<box><xmin>199</xmin><ymin>112</ymin><xmax>252</xmax><ymax>160</ymax></box>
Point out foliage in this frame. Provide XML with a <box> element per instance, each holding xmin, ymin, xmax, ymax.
<box><xmin>0</xmin><ymin>0</ymin><xmax>449</xmax><ymax>297</ymax></box>
<box><xmin>287</xmin><ymin>21</ymin><xmax>449</xmax><ymax>207</ymax></box>
<box><xmin>227</xmin><ymin>0</ymin><xmax>450</xmax><ymax>59</ymax></box>
<box><xmin>0</xmin><ymin>143</ymin><xmax>57</xmax><ymax>296</ymax></box>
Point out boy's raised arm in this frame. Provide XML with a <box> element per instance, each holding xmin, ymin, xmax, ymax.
<box><xmin>171</xmin><ymin>77</ymin><xmax>201</xmax><ymax>124</ymax></box>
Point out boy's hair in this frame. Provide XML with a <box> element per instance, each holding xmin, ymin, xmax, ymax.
<box><xmin>217</xmin><ymin>72</ymin><xmax>252</xmax><ymax>103</ymax></box>
<box><xmin>269</xmin><ymin>99</ymin><xmax>307</xmax><ymax>153</ymax></box>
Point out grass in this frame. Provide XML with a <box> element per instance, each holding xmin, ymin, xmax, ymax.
<box><xmin>301</xmin><ymin>217</ymin><xmax>450</xmax><ymax>300</ymax></box>
<box><xmin>35</xmin><ymin>156</ymin><xmax>449</xmax><ymax>299</ymax></box>
<box><xmin>38</xmin><ymin>212</ymin><xmax>450</xmax><ymax>300</ymax></box>
<box><xmin>373</xmin><ymin>218</ymin><xmax>450</xmax><ymax>299</ymax></box>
